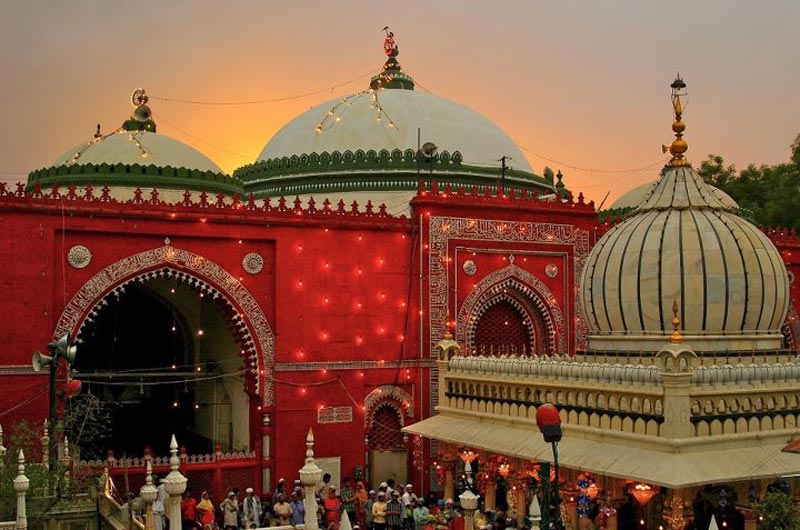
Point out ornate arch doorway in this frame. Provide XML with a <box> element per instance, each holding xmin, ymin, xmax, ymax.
<box><xmin>365</xmin><ymin>386</ymin><xmax>414</xmax><ymax>486</ymax></box>
<box><xmin>56</xmin><ymin>244</ymin><xmax>274</xmax><ymax>459</ymax></box>
<box><xmin>457</xmin><ymin>263</ymin><xmax>567</xmax><ymax>355</ymax></box>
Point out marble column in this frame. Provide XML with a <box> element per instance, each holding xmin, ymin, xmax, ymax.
<box><xmin>300</xmin><ymin>429</ymin><xmax>322</xmax><ymax>530</ymax></box>
<box><xmin>163</xmin><ymin>436</ymin><xmax>187</xmax><ymax>530</ymax></box>
<box><xmin>13</xmin><ymin>450</ymin><xmax>29</xmax><ymax>530</ymax></box>
<box><xmin>140</xmin><ymin>461</ymin><xmax>158</xmax><ymax>530</ymax></box>
<box><xmin>443</xmin><ymin>466</ymin><xmax>455</xmax><ymax>502</ymax></box>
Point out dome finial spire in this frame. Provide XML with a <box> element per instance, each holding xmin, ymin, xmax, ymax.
<box><xmin>669</xmin><ymin>298</ymin><xmax>683</xmax><ymax>343</ymax></box>
<box><xmin>122</xmin><ymin>88</ymin><xmax>157</xmax><ymax>132</ymax></box>
<box><xmin>662</xmin><ymin>74</ymin><xmax>689</xmax><ymax>166</ymax></box>
<box><xmin>370</xmin><ymin>28</ymin><xmax>415</xmax><ymax>90</ymax></box>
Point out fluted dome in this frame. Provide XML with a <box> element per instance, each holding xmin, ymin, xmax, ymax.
<box><xmin>608</xmin><ymin>180</ymin><xmax>738</xmax><ymax>211</ymax></box>
<box><xmin>580</xmin><ymin>164</ymin><xmax>790</xmax><ymax>352</ymax></box>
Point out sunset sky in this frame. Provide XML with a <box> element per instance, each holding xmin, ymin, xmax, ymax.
<box><xmin>1</xmin><ymin>1</ymin><xmax>798</xmax><ymax>204</ymax></box>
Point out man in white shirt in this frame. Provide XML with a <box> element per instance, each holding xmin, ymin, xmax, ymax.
<box><xmin>243</xmin><ymin>487</ymin><xmax>262</xmax><ymax>529</ymax></box>
<box><xmin>400</xmin><ymin>485</ymin><xmax>417</xmax><ymax>530</ymax></box>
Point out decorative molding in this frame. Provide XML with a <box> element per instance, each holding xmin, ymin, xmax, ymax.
<box><xmin>0</xmin><ymin>365</ymin><xmax>40</xmax><ymax>375</ymax></box>
<box><xmin>364</xmin><ymin>385</ymin><xmax>414</xmax><ymax>427</ymax></box>
<box><xmin>27</xmin><ymin>162</ymin><xmax>241</xmax><ymax>195</ymax></box>
<box><xmin>1</xmin><ymin>182</ymin><xmax>403</xmax><ymax>223</ymax></box>
<box><xmin>427</xmin><ymin>216</ymin><xmax>591</xmax><ymax>419</ymax></box>
<box><xmin>457</xmin><ymin>264</ymin><xmax>566</xmax><ymax>354</ymax></box>
<box><xmin>318</xmin><ymin>406</ymin><xmax>353</xmax><ymax>424</ymax></box>
<box><xmin>235</xmin><ymin>149</ymin><xmax>553</xmax><ymax>196</ymax></box>
<box><xmin>52</xmin><ymin>244</ymin><xmax>275</xmax><ymax>405</ymax></box>
<box><xmin>462</xmin><ymin>260</ymin><xmax>477</xmax><ymax>276</ymax></box>
<box><xmin>242</xmin><ymin>253</ymin><xmax>264</xmax><ymax>275</ymax></box>
<box><xmin>68</xmin><ymin>245</ymin><xmax>92</xmax><ymax>269</ymax></box>
<box><xmin>275</xmin><ymin>359</ymin><xmax>435</xmax><ymax>372</ymax></box>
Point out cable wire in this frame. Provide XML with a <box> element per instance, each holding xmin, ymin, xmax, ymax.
<box><xmin>150</xmin><ymin>68</ymin><xmax>381</xmax><ymax>106</ymax></box>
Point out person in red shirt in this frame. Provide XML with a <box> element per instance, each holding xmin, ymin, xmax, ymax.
<box><xmin>324</xmin><ymin>486</ymin><xmax>343</xmax><ymax>530</ymax></box>
<box><xmin>181</xmin><ymin>490</ymin><xmax>198</xmax><ymax>530</ymax></box>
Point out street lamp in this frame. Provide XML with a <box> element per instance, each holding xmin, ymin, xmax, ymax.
<box><xmin>32</xmin><ymin>333</ymin><xmax>79</xmax><ymax>494</ymax></box>
<box><xmin>536</xmin><ymin>403</ymin><xmax>564</xmax><ymax>530</ymax></box>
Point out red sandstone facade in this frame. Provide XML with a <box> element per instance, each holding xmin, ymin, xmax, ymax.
<box><xmin>0</xmin><ymin>181</ymin><xmax>796</xmax><ymax>495</ymax></box>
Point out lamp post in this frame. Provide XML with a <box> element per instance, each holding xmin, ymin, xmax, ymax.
<box><xmin>32</xmin><ymin>333</ymin><xmax>79</xmax><ymax>495</ymax></box>
<box><xmin>536</xmin><ymin>403</ymin><xmax>564</xmax><ymax>530</ymax></box>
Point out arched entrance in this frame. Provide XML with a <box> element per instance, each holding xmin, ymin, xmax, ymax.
<box><xmin>456</xmin><ymin>262</ymin><xmax>567</xmax><ymax>355</ymax></box>
<box><xmin>55</xmin><ymin>244</ymin><xmax>275</xmax><ymax>459</ymax></box>
<box><xmin>364</xmin><ymin>386</ymin><xmax>414</xmax><ymax>486</ymax></box>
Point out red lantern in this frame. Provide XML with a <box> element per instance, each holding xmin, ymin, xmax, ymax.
<box><xmin>535</xmin><ymin>403</ymin><xmax>562</xmax><ymax>443</ymax></box>
<box><xmin>64</xmin><ymin>378</ymin><xmax>82</xmax><ymax>398</ymax></box>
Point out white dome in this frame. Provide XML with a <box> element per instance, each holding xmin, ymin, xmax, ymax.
<box><xmin>580</xmin><ymin>164</ymin><xmax>789</xmax><ymax>351</ymax></box>
<box><xmin>609</xmin><ymin>180</ymin><xmax>738</xmax><ymax>211</ymax></box>
<box><xmin>55</xmin><ymin>131</ymin><xmax>223</xmax><ymax>174</ymax></box>
<box><xmin>258</xmin><ymin>90</ymin><xmax>532</xmax><ymax>172</ymax></box>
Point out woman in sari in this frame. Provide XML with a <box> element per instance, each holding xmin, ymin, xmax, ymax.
<box><xmin>196</xmin><ymin>491</ymin><xmax>215</xmax><ymax>530</ymax></box>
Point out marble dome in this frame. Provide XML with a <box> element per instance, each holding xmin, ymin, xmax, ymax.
<box><xmin>27</xmin><ymin>90</ymin><xmax>242</xmax><ymax>199</ymax></box>
<box><xmin>257</xmin><ymin>89</ymin><xmax>533</xmax><ymax>173</ymax></box>
<box><xmin>54</xmin><ymin>131</ymin><xmax>223</xmax><ymax>174</ymax></box>
<box><xmin>236</xmin><ymin>38</ymin><xmax>553</xmax><ymax>208</ymax></box>
<box><xmin>580</xmin><ymin>164</ymin><xmax>790</xmax><ymax>351</ymax></box>
<box><xmin>609</xmin><ymin>179</ymin><xmax>738</xmax><ymax>211</ymax></box>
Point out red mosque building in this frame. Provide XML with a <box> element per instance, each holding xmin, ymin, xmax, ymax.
<box><xmin>0</xmin><ymin>34</ymin><xmax>797</xmax><ymax>500</ymax></box>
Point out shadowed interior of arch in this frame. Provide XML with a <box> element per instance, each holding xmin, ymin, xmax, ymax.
<box><xmin>72</xmin><ymin>275</ymin><xmax>252</xmax><ymax>458</ymax></box>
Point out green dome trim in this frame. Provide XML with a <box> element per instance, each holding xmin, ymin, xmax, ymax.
<box><xmin>235</xmin><ymin>149</ymin><xmax>553</xmax><ymax>197</ymax></box>
<box><xmin>27</xmin><ymin>162</ymin><xmax>243</xmax><ymax>195</ymax></box>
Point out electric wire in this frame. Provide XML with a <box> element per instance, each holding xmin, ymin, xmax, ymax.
<box><xmin>152</xmin><ymin>112</ymin><xmax>255</xmax><ymax>160</ymax></box>
<box><xmin>150</xmin><ymin>68</ymin><xmax>381</xmax><ymax>106</ymax></box>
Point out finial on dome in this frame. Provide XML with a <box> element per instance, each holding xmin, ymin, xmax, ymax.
<box><xmin>122</xmin><ymin>88</ymin><xmax>157</xmax><ymax>132</ymax></box>
<box><xmin>662</xmin><ymin>74</ymin><xmax>689</xmax><ymax>166</ymax></box>
<box><xmin>382</xmin><ymin>27</ymin><xmax>398</xmax><ymax>58</ymax></box>
<box><xmin>370</xmin><ymin>28</ymin><xmax>415</xmax><ymax>91</ymax></box>
<box><xmin>669</xmin><ymin>298</ymin><xmax>683</xmax><ymax>343</ymax></box>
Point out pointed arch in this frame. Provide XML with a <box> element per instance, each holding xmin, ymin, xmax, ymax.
<box><xmin>456</xmin><ymin>263</ymin><xmax>567</xmax><ymax>353</ymax></box>
<box><xmin>53</xmin><ymin>244</ymin><xmax>275</xmax><ymax>404</ymax></box>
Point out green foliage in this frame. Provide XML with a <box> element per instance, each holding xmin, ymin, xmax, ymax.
<box><xmin>698</xmin><ymin>134</ymin><xmax>800</xmax><ymax>230</ymax></box>
<box><xmin>755</xmin><ymin>491</ymin><xmax>800</xmax><ymax>530</ymax></box>
<box><xmin>0</xmin><ymin>421</ymin><xmax>49</xmax><ymax>520</ymax></box>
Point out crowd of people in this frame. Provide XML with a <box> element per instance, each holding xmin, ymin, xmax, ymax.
<box><xmin>120</xmin><ymin>473</ymin><xmax>480</xmax><ymax>530</ymax></box>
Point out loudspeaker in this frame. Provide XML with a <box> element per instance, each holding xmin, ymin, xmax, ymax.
<box><xmin>49</xmin><ymin>333</ymin><xmax>77</xmax><ymax>363</ymax></box>
<box><xmin>32</xmin><ymin>351</ymin><xmax>53</xmax><ymax>372</ymax></box>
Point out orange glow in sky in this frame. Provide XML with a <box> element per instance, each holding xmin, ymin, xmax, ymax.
<box><xmin>1</xmin><ymin>1</ymin><xmax>798</xmax><ymax>205</ymax></box>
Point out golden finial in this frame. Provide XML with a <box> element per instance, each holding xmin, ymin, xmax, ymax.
<box><xmin>669</xmin><ymin>298</ymin><xmax>683</xmax><ymax>343</ymax></box>
<box><xmin>662</xmin><ymin>75</ymin><xmax>690</xmax><ymax>166</ymax></box>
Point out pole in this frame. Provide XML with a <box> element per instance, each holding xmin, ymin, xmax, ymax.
<box><xmin>552</xmin><ymin>442</ymin><xmax>563</xmax><ymax>530</ymax></box>
<box><xmin>500</xmin><ymin>156</ymin><xmax>507</xmax><ymax>193</ymax></box>
<box><xmin>48</xmin><ymin>346</ymin><xmax>58</xmax><ymax>496</ymax></box>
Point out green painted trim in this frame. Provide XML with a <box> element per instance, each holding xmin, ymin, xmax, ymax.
<box><xmin>27</xmin><ymin>162</ymin><xmax>243</xmax><ymax>195</ymax></box>
<box><xmin>235</xmin><ymin>149</ymin><xmax>552</xmax><ymax>192</ymax></box>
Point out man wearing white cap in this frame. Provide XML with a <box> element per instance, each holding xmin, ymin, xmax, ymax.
<box><xmin>372</xmin><ymin>492</ymin><xmax>388</xmax><ymax>530</ymax></box>
<box><xmin>401</xmin><ymin>485</ymin><xmax>417</xmax><ymax>530</ymax></box>
<box><xmin>220</xmin><ymin>492</ymin><xmax>238</xmax><ymax>530</ymax></box>
<box><xmin>243</xmin><ymin>487</ymin><xmax>261</xmax><ymax>529</ymax></box>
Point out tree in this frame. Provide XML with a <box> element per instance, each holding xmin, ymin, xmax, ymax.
<box><xmin>754</xmin><ymin>491</ymin><xmax>800</xmax><ymax>530</ymax></box>
<box><xmin>697</xmin><ymin>134</ymin><xmax>800</xmax><ymax>230</ymax></box>
<box><xmin>62</xmin><ymin>392</ymin><xmax>114</xmax><ymax>461</ymax></box>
